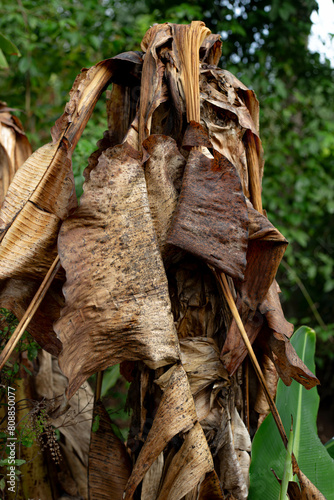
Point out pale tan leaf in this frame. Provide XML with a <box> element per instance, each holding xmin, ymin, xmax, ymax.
<box><xmin>141</xmin><ymin>452</ymin><xmax>164</xmax><ymax>500</ymax></box>
<box><xmin>156</xmin><ymin>422</ymin><xmax>214</xmax><ymax>500</ymax></box>
<box><xmin>179</xmin><ymin>337</ymin><xmax>229</xmax><ymax>395</ymax></box>
<box><xmin>124</xmin><ymin>364</ymin><xmax>197</xmax><ymax>499</ymax></box>
<box><xmin>143</xmin><ymin>134</ymin><xmax>186</xmax><ymax>253</ymax></box>
<box><xmin>55</xmin><ymin>142</ymin><xmax>180</xmax><ymax>398</ymax></box>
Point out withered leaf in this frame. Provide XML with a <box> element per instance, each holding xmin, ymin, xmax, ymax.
<box><xmin>143</xmin><ymin>134</ymin><xmax>186</xmax><ymax>253</ymax></box>
<box><xmin>179</xmin><ymin>337</ymin><xmax>228</xmax><ymax>395</ymax></box>
<box><xmin>55</xmin><ymin>142</ymin><xmax>180</xmax><ymax>398</ymax></box>
<box><xmin>0</xmin><ymin>104</ymin><xmax>32</xmax><ymax>205</ymax></box>
<box><xmin>259</xmin><ymin>280</ymin><xmax>294</xmax><ymax>338</ymax></box>
<box><xmin>198</xmin><ymin>470</ymin><xmax>225</xmax><ymax>499</ymax></box>
<box><xmin>260</xmin><ymin>328</ymin><xmax>320</xmax><ymax>389</ymax></box>
<box><xmin>0</xmin><ymin>277</ymin><xmax>62</xmax><ymax>356</ymax></box>
<box><xmin>236</xmin><ymin>201</ymin><xmax>288</xmax><ymax>311</ymax></box>
<box><xmin>88</xmin><ymin>400</ymin><xmax>132</xmax><ymax>500</ymax></box>
<box><xmin>199</xmin><ymin>34</ymin><xmax>222</xmax><ymax>66</ymax></box>
<box><xmin>167</xmin><ymin>149</ymin><xmax>248</xmax><ymax>279</ymax></box>
<box><xmin>124</xmin><ymin>364</ymin><xmax>197</xmax><ymax>499</ymax></box>
<box><xmin>156</xmin><ymin>422</ymin><xmax>214</xmax><ymax>500</ymax></box>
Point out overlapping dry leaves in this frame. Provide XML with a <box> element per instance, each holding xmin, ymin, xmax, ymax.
<box><xmin>0</xmin><ymin>21</ymin><xmax>322</xmax><ymax>500</ymax></box>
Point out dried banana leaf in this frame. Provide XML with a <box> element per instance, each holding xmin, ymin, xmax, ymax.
<box><xmin>141</xmin><ymin>453</ymin><xmax>164</xmax><ymax>500</ymax></box>
<box><xmin>143</xmin><ymin>134</ymin><xmax>185</xmax><ymax>253</ymax></box>
<box><xmin>0</xmin><ymin>103</ymin><xmax>32</xmax><ymax>204</ymax></box>
<box><xmin>0</xmin><ymin>53</ymin><xmax>142</xmax><ymax>282</ymax></box>
<box><xmin>167</xmin><ymin>149</ymin><xmax>248</xmax><ymax>279</ymax></box>
<box><xmin>124</xmin><ymin>364</ymin><xmax>197</xmax><ymax>499</ymax></box>
<box><xmin>156</xmin><ymin>422</ymin><xmax>214</xmax><ymax>500</ymax></box>
<box><xmin>88</xmin><ymin>400</ymin><xmax>132</xmax><ymax>500</ymax></box>
<box><xmin>55</xmin><ymin>142</ymin><xmax>180</xmax><ymax>398</ymax></box>
<box><xmin>179</xmin><ymin>337</ymin><xmax>228</xmax><ymax>395</ymax></box>
<box><xmin>198</xmin><ymin>471</ymin><xmax>225</xmax><ymax>499</ymax></box>
<box><xmin>0</xmin><ymin>277</ymin><xmax>62</xmax><ymax>356</ymax></box>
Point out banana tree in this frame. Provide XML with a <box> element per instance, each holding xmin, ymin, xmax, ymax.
<box><xmin>0</xmin><ymin>22</ymin><xmax>324</xmax><ymax>499</ymax></box>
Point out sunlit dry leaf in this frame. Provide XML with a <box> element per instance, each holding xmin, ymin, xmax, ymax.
<box><xmin>88</xmin><ymin>400</ymin><xmax>132</xmax><ymax>500</ymax></box>
<box><xmin>156</xmin><ymin>422</ymin><xmax>214</xmax><ymax>500</ymax></box>
<box><xmin>0</xmin><ymin>103</ymin><xmax>32</xmax><ymax>204</ymax></box>
<box><xmin>55</xmin><ymin>142</ymin><xmax>180</xmax><ymax>398</ymax></box>
<box><xmin>167</xmin><ymin>149</ymin><xmax>248</xmax><ymax>279</ymax></box>
<box><xmin>139</xmin><ymin>24</ymin><xmax>172</xmax><ymax>144</ymax></box>
<box><xmin>141</xmin><ymin>452</ymin><xmax>164</xmax><ymax>500</ymax></box>
<box><xmin>143</xmin><ymin>134</ymin><xmax>186</xmax><ymax>253</ymax></box>
<box><xmin>180</xmin><ymin>337</ymin><xmax>228</xmax><ymax>394</ymax></box>
<box><xmin>124</xmin><ymin>364</ymin><xmax>197</xmax><ymax>499</ymax></box>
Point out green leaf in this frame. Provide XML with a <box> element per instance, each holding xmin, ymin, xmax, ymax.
<box><xmin>0</xmin><ymin>33</ymin><xmax>21</xmax><ymax>56</ymax></box>
<box><xmin>0</xmin><ymin>477</ymin><xmax>5</xmax><ymax>490</ymax></box>
<box><xmin>92</xmin><ymin>414</ymin><xmax>100</xmax><ymax>433</ymax></box>
<box><xmin>101</xmin><ymin>365</ymin><xmax>120</xmax><ymax>397</ymax></box>
<box><xmin>0</xmin><ymin>48</ymin><xmax>8</xmax><ymax>69</ymax></box>
<box><xmin>279</xmin><ymin>419</ymin><xmax>294</xmax><ymax>499</ymax></box>
<box><xmin>325</xmin><ymin>438</ymin><xmax>334</xmax><ymax>459</ymax></box>
<box><xmin>249</xmin><ymin>326</ymin><xmax>334</xmax><ymax>500</ymax></box>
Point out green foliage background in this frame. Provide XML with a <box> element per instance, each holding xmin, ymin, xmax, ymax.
<box><xmin>0</xmin><ymin>0</ymin><xmax>333</xmax><ymax>418</ymax></box>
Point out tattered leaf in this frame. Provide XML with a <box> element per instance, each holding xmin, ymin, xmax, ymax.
<box><xmin>55</xmin><ymin>142</ymin><xmax>180</xmax><ymax>398</ymax></box>
<box><xmin>124</xmin><ymin>364</ymin><xmax>197</xmax><ymax>499</ymax></box>
<box><xmin>156</xmin><ymin>422</ymin><xmax>214</xmax><ymax>500</ymax></box>
<box><xmin>167</xmin><ymin>149</ymin><xmax>248</xmax><ymax>279</ymax></box>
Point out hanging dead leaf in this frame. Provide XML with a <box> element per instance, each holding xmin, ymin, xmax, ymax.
<box><xmin>55</xmin><ymin>142</ymin><xmax>180</xmax><ymax>398</ymax></box>
<box><xmin>0</xmin><ymin>102</ymin><xmax>32</xmax><ymax>204</ymax></box>
<box><xmin>167</xmin><ymin>149</ymin><xmax>248</xmax><ymax>279</ymax></box>
<box><xmin>0</xmin><ymin>277</ymin><xmax>62</xmax><ymax>356</ymax></box>
<box><xmin>88</xmin><ymin>400</ymin><xmax>132</xmax><ymax>500</ymax></box>
<box><xmin>179</xmin><ymin>337</ymin><xmax>229</xmax><ymax>395</ymax></box>
<box><xmin>156</xmin><ymin>422</ymin><xmax>214</xmax><ymax>500</ymax></box>
<box><xmin>143</xmin><ymin>134</ymin><xmax>186</xmax><ymax>253</ymax></box>
<box><xmin>141</xmin><ymin>453</ymin><xmax>164</xmax><ymax>500</ymax></box>
<box><xmin>124</xmin><ymin>364</ymin><xmax>197</xmax><ymax>499</ymax></box>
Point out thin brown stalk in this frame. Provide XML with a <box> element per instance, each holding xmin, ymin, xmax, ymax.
<box><xmin>0</xmin><ymin>255</ymin><xmax>61</xmax><ymax>370</ymax></box>
<box><xmin>95</xmin><ymin>371</ymin><xmax>104</xmax><ymax>403</ymax></box>
<box><xmin>217</xmin><ymin>271</ymin><xmax>288</xmax><ymax>448</ymax></box>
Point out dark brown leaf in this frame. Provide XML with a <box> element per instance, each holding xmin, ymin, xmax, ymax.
<box><xmin>167</xmin><ymin>149</ymin><xmax>248</xmax><ymax>279</ymax></box>
<box><xmin>88</xmin><ymin>400</ymin><xmax>132</xmax><ymax>500</ymax></box>
<box><xmin>198</xmin><ymin>470</ymin><xmax>225</xmax><ymax>499</ymax></box>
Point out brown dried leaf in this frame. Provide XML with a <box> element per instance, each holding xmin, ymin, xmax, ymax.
<box><xmin>143</xmin><ymin>134</ymin><xmax>186</xmax><ymax>252</ymax></box>
<box><xmin>179</xmin><ymin>337</ymin><xmax>228</xmax><ymax>394</ymax></box>
<box><xmin>221</xmin><ymin>297</ymin><xmax>263</xmax><ymax>375</ymax></box>
<box><xmin>198</xmin><ymin>471</ymin><xmax>225</xmax><ymax>499</ymax></box>
<box><xmin>88</xmin><ymin>400</ymin><xmax>132</xmax><ymax>500</ymax></box>
<box><xmin>200</xmin><ymin>34</ymin><xmax>222</xmax><ymax>66</ymax></box>
<box><xmin>259</xmin><ymin>280</ymin><xmax>294</xmax><ymax>338</ymax></box>
<box><xmin>254</xmin><ymin>354</ymin><xmax>279</xmax><ymax>426</ymax></box>
<box><xmin>141</xmin><ymin>453</ymin><xmax>164</xmax><ymax>500</ymax></box>
<box><xmin>236</xmin><ymin>202</ymin><xmax>288</xmax><ymax>311</ymax></box>
<box><xmin>261</xmin><ymin>328</ymin><xmax>320</xmax><ymax>389</ymax></box>
<box><xmin>0</xmin><ymin>277</ymin><xmax>62</xmax><ymax>356</ymax></box>
<box><xmin>167</xmin><ymin>149</ymin><xmax>248</xmax><ymax>279</ymax></box>
<box><xmin>156</xmin><ymin>422</ymin><xmax>214</xmax><ymax>500</ymax></box>
<box><xmin>295</xmin><ymin>469</ymin><xmax>327</xmax><ymax>500</ymax></box>
<box><xmin>55</xmin><ymin>142</ymin><xmax>180</xmax><ymax>398</ymax></box>
<box><xmin>0</xmin><ymin>105</ymin><xmax>32</xmax><ymax>203</ymax></box>
<box><xmin>124</xmin><ymin>364</ymin><xmax>197</xmax><ymax>499</ymax></box>
<box><xmin>139</xmin><ymin>24</ymin><xmax>172</xmax><ymax>144</ymax></box>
